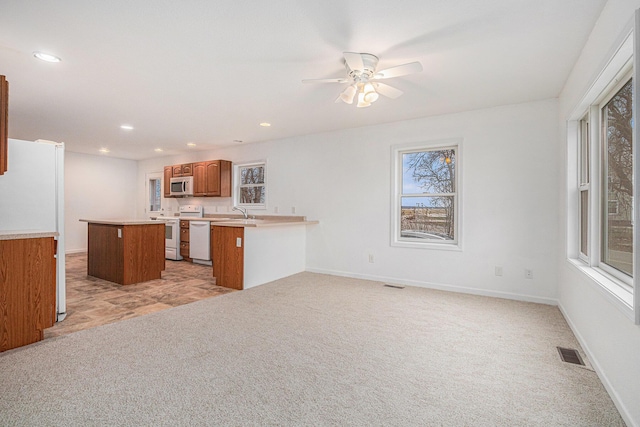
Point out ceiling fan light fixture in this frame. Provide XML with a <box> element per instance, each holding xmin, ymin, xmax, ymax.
<box><xmin>362</xmin><ymin>83</ymin><xmax>379</xmax><ymax>103</ymax></box>
<box><xmin>339</xmin><ymin>85</ymin><xmax>357</xmax><ymax>104</ymax></box>
<box><xmin>356</xmin><ymin>92</ymin><xmax>371</xmax><ymax>108</ymax></box>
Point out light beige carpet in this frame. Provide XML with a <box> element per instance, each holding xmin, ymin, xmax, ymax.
<box><xmin>0</xmin><ymin>272</ymin><xmax>625</xmax><ymax>426</ymax></box>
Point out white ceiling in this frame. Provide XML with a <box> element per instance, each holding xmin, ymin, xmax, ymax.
<box><xmin>1</xmin><ymin>0</ymin><xmax>606</xmax><ymax>160</ymax></box>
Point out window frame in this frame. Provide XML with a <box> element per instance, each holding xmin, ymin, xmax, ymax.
<box><xmin>234</xmin><ymin>161</ymin><xmax>267</xmax><ymax>210</ymax></box>
<box><xmin>146</xmin><ymin>172</ymin><xmax>163</xmax><ymax>214</ymax></box>
<box><xmin>391</xmin><ymin>139</ymin><xmax>462</xmax><ymax>251</ymax></box>
<box><xmin>567</xmin><ymin>26</ymin><xmax>637</xmax><ymax>323</ymax></box>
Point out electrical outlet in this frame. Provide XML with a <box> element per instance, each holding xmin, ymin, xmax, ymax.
<box><xmin>291</xmin><ymin>206</ymin><xmax>296</xmax><ymax>214</ymax></box>
<box><xmin>495</xmin><ymin>266</ymin><xmax>503</xmax><ymax>276</ymax></box>
<box><xmin>368</xmin><ymin>254</ymin><xmax>374</xmax><ymax>263</ymax></box>
<box><xmin>524</xmin><ymin>269</ymin><xmax>533</xmax><ymax>279</ymax></box>
<box><xmin>274</xmin><ymin>206</ymin><xmax>279</xmax><ymax>213</ymax></box>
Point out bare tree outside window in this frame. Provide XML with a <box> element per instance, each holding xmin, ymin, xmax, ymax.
<box><xmin>400</xmin><ymin>148</ymin><xmax>456</xmax><ymax>241</ymax></box>
<box><xmin>602</xmin><ymin>78</ymin><xmax>633</xmax><ymax>277</ymax></box>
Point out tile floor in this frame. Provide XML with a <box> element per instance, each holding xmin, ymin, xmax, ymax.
<box><xmin>44</xmin><ymin>253</ymin><xmax>235</xmax><ymax>339</ymax></box>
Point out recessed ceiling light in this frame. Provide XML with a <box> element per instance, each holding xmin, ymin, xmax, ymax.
<box><xmin>154</xmin><ymin>148</ymin><xmax>164</xmax><ymax>152</ymax></box>
<box><xmin>98</xmin><ymin>148</ymin><xmax>110</xmax><ymax>154</ymax></box>
<box><xmin>259</xmin><ymin>122</ymin><xmax>271</xmax><ymax>127</ymax></box>
<box><xmin>33</xmin><ymin>52</ymin><xmax>62</xmax><ymax>63</ymax></box>
<box><xmin>186</xmin><ymin>142</ymin><xmax>196</xmax><ymax>147</ymax></box>
<box><xmin>120</xmin><ymin>124</ymin><xmax>134</xmax><ymax>130</ymax></box>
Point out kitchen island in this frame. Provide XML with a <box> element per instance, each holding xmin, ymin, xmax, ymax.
<box><xmin>80</xmin><ymin>219</ymin><xmax>165</xmax><ymax>285</ymax></box>
<box><xmin>209</xmin><ymin>216</ymin><xmax>318</xmax><ymax>290</ymax></box>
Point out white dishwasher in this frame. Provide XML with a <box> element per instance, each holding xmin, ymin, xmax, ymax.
<box><xmin>189</xmin><ymin>221</ymin><xmax>211</xmax><ymax>265</ymax></box>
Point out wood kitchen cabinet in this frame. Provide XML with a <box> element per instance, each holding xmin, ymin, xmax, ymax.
<box><xmin>180</xmin><ymin>220</ymin><xmax>190</xmax><ymax>260</ymax></box>
<box><xmin>211</xmin><ymin>225</ymin><xmax>244</xmax><ymax>290</ymax></box>
<box><xmin>165</xmin><ymin>159</ymin><xmax>231</xmax><ymax>198</ymax></box>
<box><xmin>1</xmin><ymin>75</ymin><xmax>8</xmax><ymax>175</ymax></box>
<box><xmin>85</xmin><ymin>222</ymin><xmax>165</xmax><ymax>285</ymax></box>
<box><xmin>0</xmin><ymin>235</ymin><xmax>56</xmax><ymax>352</ymax></box>
<box><xmin>163</xmin><ymin>166</ymin><xmax>172</xmax><ymax>198</ymax></box>
<box><xmin>193</xmin><ymin>160</ymin><xmax>232</xmax><ymax>197</ymax></box>
<box><xmin>172</xmin><ymin>163</ymin><xmax>193</xmax><ymax>177</ymax></box>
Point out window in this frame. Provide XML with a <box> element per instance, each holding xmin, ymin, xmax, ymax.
<box><xmin>600</xmin><ymin>77</ymin><xmax>633</xmax><ymax>280</ymax></box>
<box><xmin>392</xmin><ymin>140</ymin><xmax>461</xmax><ymax>249</ymax></box>
<box><xmin>235</xmin><ymin>162</ymin><xmax>266</xmax><ymax>209</ymax></box>
<box><xmin>147</xmin><ymin>172</ymin><xmax>162</xmax><ymax>213</ymax></box>
<box><xmin>571</xmin><ymin>67</ymin><xmax>634</xmax><ymax>314</ymax></box>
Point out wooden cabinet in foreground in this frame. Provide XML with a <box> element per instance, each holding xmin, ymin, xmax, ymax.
<box><xmin>0</xmin><ymin>235</ymin><xmax>56</xmax><ymax>352</ymax></box>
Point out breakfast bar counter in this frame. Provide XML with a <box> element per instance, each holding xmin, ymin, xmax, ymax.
<box><xmin>80</xmin><ymin>219</ymin><xmax>165</xmax><ymax>285</ymax></box>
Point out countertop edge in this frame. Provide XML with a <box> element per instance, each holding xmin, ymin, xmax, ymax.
<box><xmin>0</xmin><ymin>231</ymin><xmax>59</xmax><ymax>240</ymax></box>
<box><xmin>79</xmin><ymin>219</ymin><xmax>163</xmax><ymax>226</ymax></box>
<box><xmin>210</xmin><ymin>220</ymin><xmax>319</xmax><ymax>228</ymax></box>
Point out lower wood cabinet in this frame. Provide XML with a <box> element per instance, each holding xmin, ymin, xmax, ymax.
<box><xmin>87</xmin><ymin>223</ymin><xmax>165</xmax><ymax>285</ymax></box>
<box><xmin>211</xmin><ymin>226</ymin><xmax>244</xmax><ymax>290</ymax></box>
<box><xmin>180</xmin><ymin>220</ymin><xmax>190</xmax><ymax>260</ymax></box>
<box><xmin>0</xmin><ymin>236</ymin><xmax>56</xmax><ymax>352</ymax></box>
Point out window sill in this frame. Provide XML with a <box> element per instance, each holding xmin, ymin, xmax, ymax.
<box><xmin>567</xmin><ymin>258</ymin><xmax>634</xmax><ymax>321</ymax></box>
<box><xmin>391</xmin><ymin>240</ymin><xmax>462</xmax><ymax>251</ymax></box>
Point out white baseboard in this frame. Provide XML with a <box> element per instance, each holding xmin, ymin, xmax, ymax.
<box><xmin>305</xmin><ymin>267</ymin><xmax>558</xmax><ymax>305</ymax></box>
<box><xmin>557</xmin><ymin>302</ymin><xmax>636</xmax><ymax>427</ymax></box>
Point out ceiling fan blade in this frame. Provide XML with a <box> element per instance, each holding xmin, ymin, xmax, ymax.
<box><xmin>302</xmin><ymin>78</ymin><xmax>348</xmax><ymax>84</ymax></box>
<box><xmin>374</xmin><ymin>61</ymin><xmax>423</xmax><ymax>79</ymax></box>
<box><xmin>374</xmin><ymin>83</ymin><xmax>404</xmax><ymax>99</ymax></box>
<box><xmin>343</xmin><ymin>52</ymin><xmax>364</xmax><ymax>71</ymax></box>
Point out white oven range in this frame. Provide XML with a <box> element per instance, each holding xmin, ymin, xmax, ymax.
<box><xmin>154</xmin><ymin>217</ymin><xmax>181</xmax><ymax>260</ymax></box>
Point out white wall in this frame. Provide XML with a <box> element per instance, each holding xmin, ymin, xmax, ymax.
<box><xmin>65</xmin><ymin>151</ymin><xmax>138</xmax><ymax>252</ymax></box>
<box><xmin>558</xmin><ymin>1</ymin><xmax>640</xmax><ymax>426</ymax></box>
<box><xmin>138</xmin><ymin>98</ymin><xmax>560</xmax><ymax>304</ymax></box>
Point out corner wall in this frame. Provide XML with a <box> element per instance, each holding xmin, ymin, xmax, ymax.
<box><xmin>558</xmin><ymin>1</ymin><xmax>640</xmax><ymax>425</ymax></box>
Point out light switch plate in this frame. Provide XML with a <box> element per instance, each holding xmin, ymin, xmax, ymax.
<box><xmin>236</xmin><ymin>237</ymin><xmax>242</xmax><ymax>247</ymax></box>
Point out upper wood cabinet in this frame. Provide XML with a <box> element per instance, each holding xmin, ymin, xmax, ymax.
<box><xmin>163</xmin><ymin>166</ymin><xmax>172</xmax><ymax>198</ymax></box>
<box><xmin>0</xmin><ymin>75</ymin><xmax>8</xmax><ymax>175</ymax></box>
<box><xmin>191</xmin><ymin>160</ymin><xmax>232</xmax><ymax>197</ymax></box>
<box><xmin>206</xmin><ymin>160</ymin><xmax>230</xmax><ymax>197</ymax></box>
<box><xmin>193</xmin><ymin>162</ymin><xmax>206</xmax><ymax>196</ymax></box>
<box><xmin>172</xmin><ymin>163</ymin><xmax>193</xmax><ymax>177</ymax></box>
<box><xmin>165</xmin><ymin>160</ymin><xmax>231</xmax><ymax>198</ymax></box>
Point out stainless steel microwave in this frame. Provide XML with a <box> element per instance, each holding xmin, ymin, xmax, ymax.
<box><xmin>169</xmin><ymin>176</ymin><xmax>194</xmax><ymax>197</ymax></box>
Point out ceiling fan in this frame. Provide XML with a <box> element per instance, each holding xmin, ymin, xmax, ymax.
<box><xmin>302</xmin><ymin>52</ymin><xmax>422</xmax><ymax>108</ymax></box>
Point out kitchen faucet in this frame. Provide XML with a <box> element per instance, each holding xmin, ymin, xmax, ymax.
<box><xmin>232</xmin><ymin>206</ymin><xmax>248</xmax><ymax>219</ymax></box>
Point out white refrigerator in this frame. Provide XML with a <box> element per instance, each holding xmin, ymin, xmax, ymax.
<box><xmin>0</xmin><ymin>138</ymin><xmax>66</xmax><ymax>319</ymax></box>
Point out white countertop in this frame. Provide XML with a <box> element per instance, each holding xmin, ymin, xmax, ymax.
<box><xmin>0</xmin><ymin>230</ymin><xmax>59</xmax><ymax>240</ymax></box>
<box><xmin>209</xmin><ymin>219</ymin><xmax>319</xmax><ymax>228</ymax></box>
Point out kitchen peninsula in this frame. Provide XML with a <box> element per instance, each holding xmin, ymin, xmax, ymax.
<box><xmin>80</xmin><ymin>219</ymin><xmax>165</xmax><ymax>285</ymax></box>
<box><xmin>209</xmin><ymin>216</ymin><xmax>319</xmax><ymax>290</ymax></box>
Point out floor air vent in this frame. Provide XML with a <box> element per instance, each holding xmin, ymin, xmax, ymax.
<box><xmin>383</xmin><ymin>284</ymin><xmax>405</xmax><ymax>289</ymax></box>
<box><xmin>557</xmin><ymin>347</ymin><xmax>585</xmax><ymax>366</ymax></box>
